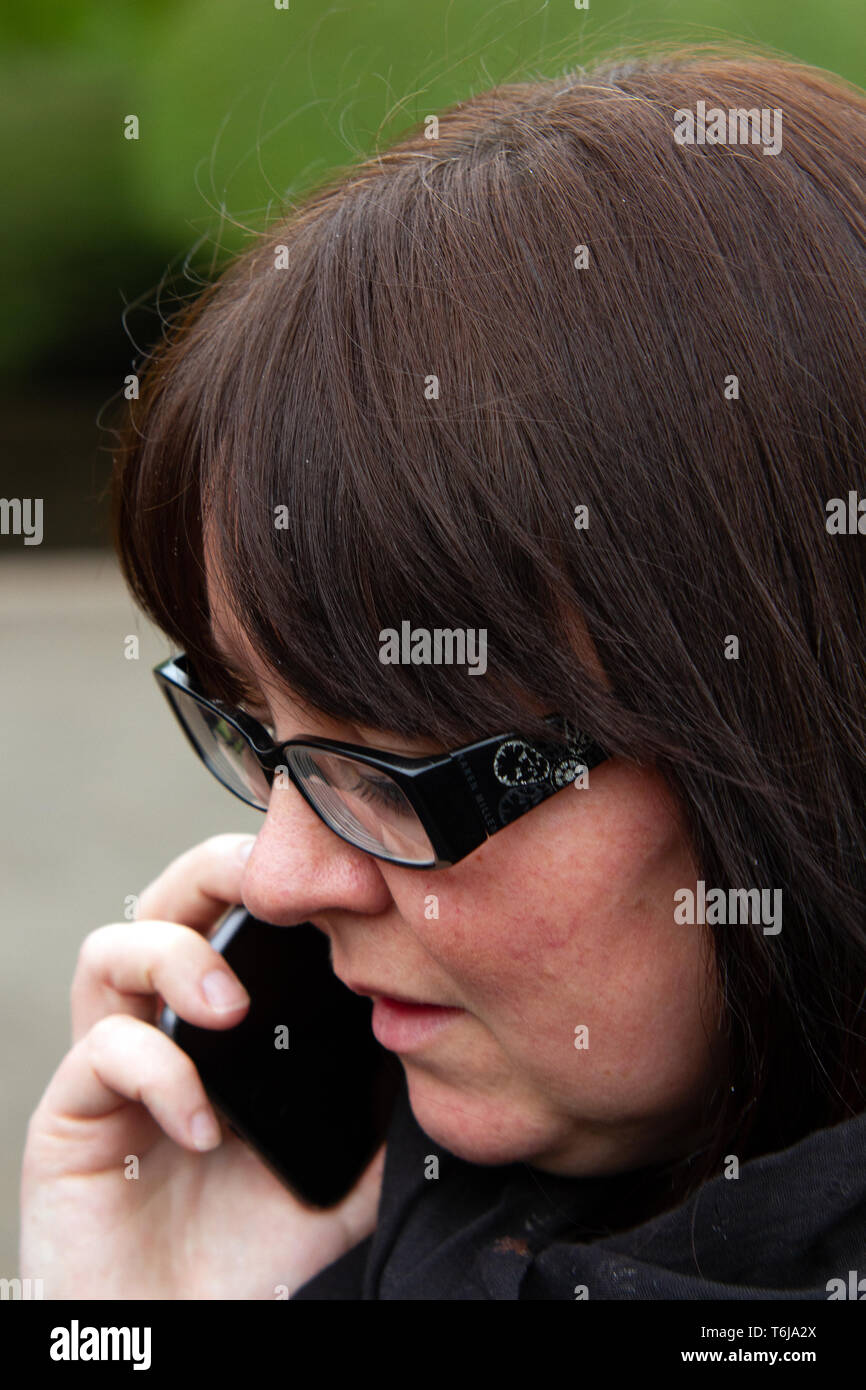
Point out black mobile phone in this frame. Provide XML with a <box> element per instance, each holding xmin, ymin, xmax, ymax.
<box><xmin>158</xmin><ymin>906</ymin><xmax>402</xmax><ymax>1208</ymax></box>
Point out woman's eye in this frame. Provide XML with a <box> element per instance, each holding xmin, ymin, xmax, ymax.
<box><xmin>351</xmin><ymin>772</ymin><xmax>411</xmax><ymax>815</ymax></box>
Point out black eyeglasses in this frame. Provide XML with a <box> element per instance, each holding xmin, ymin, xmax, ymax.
<box><xmin>153</xmin><ymin>652</ymin><xmax>609</xmax><ymax>869</ymax></box>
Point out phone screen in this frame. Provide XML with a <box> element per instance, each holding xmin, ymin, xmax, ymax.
<box><xmin>159</xmin><ymin>907</ymin><xmax>402</xmax><ymax>1208</ymax></box>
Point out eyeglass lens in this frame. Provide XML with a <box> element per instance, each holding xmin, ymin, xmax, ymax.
<box><xmin>166</xmin><ymin>688</ymin><xmax>272</xmax><ymax>807</ymax></box>
<box><xmin>167</xmin><ymin>685</ymin><xmax>437</xmax><ymax>865</ymax></box>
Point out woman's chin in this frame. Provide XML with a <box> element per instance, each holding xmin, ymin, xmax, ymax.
<box><xmin>403</xmin><ymin>1070</ymin><xmax>556</xmax><ymax>1168</ymax></box>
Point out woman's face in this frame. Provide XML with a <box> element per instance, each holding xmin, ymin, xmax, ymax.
<box><xmin>209</xmin><ymin>586</ymin><xmax>724</xmax><ymax>1176</ymax></box>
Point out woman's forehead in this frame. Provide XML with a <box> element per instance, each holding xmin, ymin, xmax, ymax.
<box><xmin>204</xmin><ymin>558</ymin><xmax>303</xmax><ymax>711</ymax></box>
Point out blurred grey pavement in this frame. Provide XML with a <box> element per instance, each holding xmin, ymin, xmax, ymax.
<box><xmin>0</xmin><ymin>552</ymin><xmax>261</xmax><ymax>1275</ymax></box>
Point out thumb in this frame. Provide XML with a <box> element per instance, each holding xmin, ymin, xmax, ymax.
<box><xmin>335</xmin><ymin>1141</ymin><xmax>387</xmax><ymax>1245</ymax></box>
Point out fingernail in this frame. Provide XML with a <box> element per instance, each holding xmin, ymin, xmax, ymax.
<box><xmin>236</xmin><ymin>837</ymin><xmax>255</xmax><ymax>863</ymax></box>
<box><xmin>201</xmin><ymin>970</ymin><xmax>250</xmax><ymax>1012</ymax></box>
<box><xmin>190</xmin><ymin>1108</ymin><xmax>222</xmax><ymax>1151</ymax></box>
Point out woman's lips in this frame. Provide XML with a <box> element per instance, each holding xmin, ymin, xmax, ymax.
<box><xmin>337</xmin><ymin>978</ymin><xmax>465</xmax><ymax>1051</ymax></box>
<box><xmin>370</xmin><ymin>996</ymin><xmax>465</xmax><ymax>1052</ymax></box>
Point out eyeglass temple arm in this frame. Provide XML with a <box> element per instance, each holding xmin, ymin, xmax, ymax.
<box><xmin>447</xmin><ymin>728</ymin><xmax>607</xmax><ymax>836</ymax></box>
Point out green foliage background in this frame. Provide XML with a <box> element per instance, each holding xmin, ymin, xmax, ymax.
<box><xmin>1</xmin><ymin>0</ymin><xmax>862</xmax><ymax>542</ymax></box>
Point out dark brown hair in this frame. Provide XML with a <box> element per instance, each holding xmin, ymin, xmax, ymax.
<box><xmin>111</xmin><ymin>44</ymin><xmax>866</xmax><ymax>1202</ymax></box>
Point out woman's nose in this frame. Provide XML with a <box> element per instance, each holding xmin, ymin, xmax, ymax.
<box><xmin>238</xmin><ymin>781</ymin><xmax>392</xmax><ymax>925</ymax></box>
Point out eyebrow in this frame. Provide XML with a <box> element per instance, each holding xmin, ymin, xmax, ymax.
<box><xmin>206</xmin><ymin>620</ymin><xmax>420</xmax><ymax>750</ymax></box>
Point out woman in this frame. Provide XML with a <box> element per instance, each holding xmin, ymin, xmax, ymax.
<box><xmin>20</xmin><ymin>45</ymin><xmax>866</xmax><ymax>1299</ymax></box>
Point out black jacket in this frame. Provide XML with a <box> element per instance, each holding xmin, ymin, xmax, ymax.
<box><xmin>292</xmin><ymin>1070</ymin><xmax>866</xmax><ymax>1299</ymax></box>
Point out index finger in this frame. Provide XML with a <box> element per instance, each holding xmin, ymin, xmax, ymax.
<box><xmin>133</xmin><ymin>833</ymin><xmax>257</xmax><ymax>935</ymax></box>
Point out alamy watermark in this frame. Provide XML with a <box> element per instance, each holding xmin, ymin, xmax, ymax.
<box><xmin>674</xmin><ymin>880</ymin><xmax>782</xmax><ymax>934</ymax></box>
<box><xmin>0</xmin><ymin>497</ymin><xmax>42</xmax><ymax>545</ymax></box>
<box><xmin>825</xmin><ymin>490</ymin><xmax>866</xmax><ymax>534</ymax></box>
<box><xmin>50</xmin><ymin>1320</ymin><xmax>151</xmax><ymax>1370</ymax></box>
<box><xmin>827</xmin><ymin>1270</ymin><xmax>866</xmax><ymax>1299</ymax></box>
<box><xmin>0</xmin><ymin>1276</ymin><xmax>43</xmax><ymax>1299</ymax></box>
<box><xmin>674</xmin><ymin>102</ymin><xmax>783</xmax><ymax>156</ymax></box>
<box><xmin>379</xmin><ymin>623</ymin><xmax>487</xmax><ymax>676</ymax></box>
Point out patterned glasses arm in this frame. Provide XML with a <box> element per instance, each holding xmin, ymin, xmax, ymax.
<box><xmin>447</xmin><ymin>725</ymin><xmax>608</xmax><ymax>838</ymax></box>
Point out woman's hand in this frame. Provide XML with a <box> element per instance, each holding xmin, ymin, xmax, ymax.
<box><xmin>19</xmin><ymin>834</ymin><xmax>385</xmax><ymax>1300</ymax></box>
